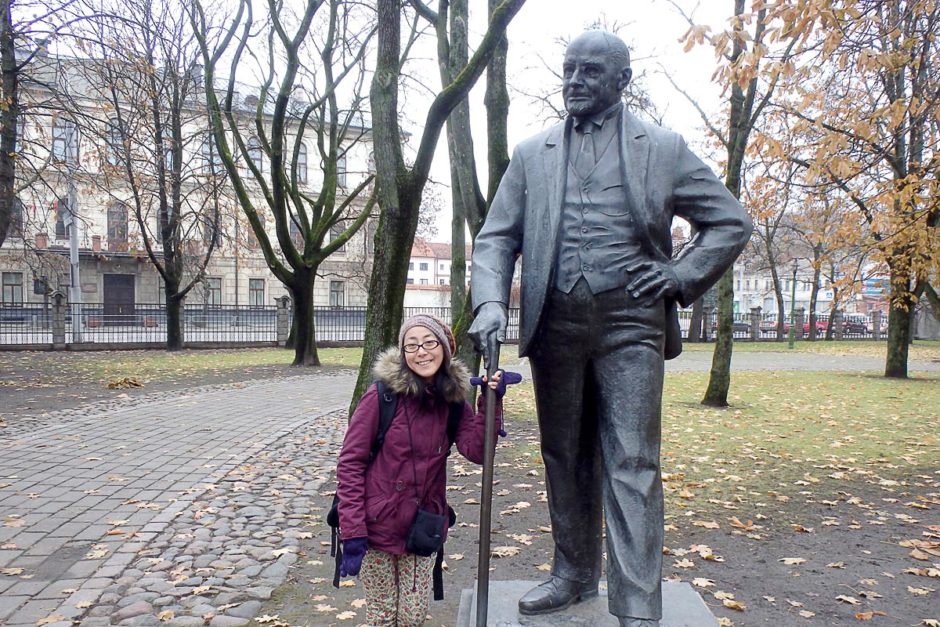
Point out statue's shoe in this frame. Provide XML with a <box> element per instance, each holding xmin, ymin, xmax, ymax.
<box><xmin>517</xmin><ymin>577</ymin><xmax>599</xmax><ymax>615</ymax></box>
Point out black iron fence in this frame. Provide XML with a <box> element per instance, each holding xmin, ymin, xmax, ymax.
<box><xmin>0</xmin><ymin>300</ymin><xmax>880</xmax><ymax>350</ymax></box>
<box><xmin>0</xmin><ymin>303</ymin><xmax>53</xmax><ymax>345</ymax></box>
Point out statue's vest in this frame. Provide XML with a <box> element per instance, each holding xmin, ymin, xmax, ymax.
<box><xmin>554</xmin><ymin>126</ymin><xmax>645</xmax><ymax>295</ymax></box>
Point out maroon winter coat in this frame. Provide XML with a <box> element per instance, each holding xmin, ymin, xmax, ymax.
<box><xmin>336</xmin><ymin>347</ymin><xmax>502</xmax><ymax>555</ymax></box>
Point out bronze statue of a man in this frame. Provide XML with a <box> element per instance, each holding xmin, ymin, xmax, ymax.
<box><xmin>469</xmin><ymin>30</ymin><xmax>753</xmax><ymax>626</ymax></box>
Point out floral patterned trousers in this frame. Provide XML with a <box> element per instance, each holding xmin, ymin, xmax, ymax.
<box><xmin>359</xmin><ymin>549</ymin><xmax>435</xmax><ymax>626</ymax></box>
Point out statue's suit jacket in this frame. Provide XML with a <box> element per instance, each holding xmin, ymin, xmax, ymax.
<box><xmin>471</xmin><ymin>109</ymin><xmax>753</xmax><ymax>358</ymax></box>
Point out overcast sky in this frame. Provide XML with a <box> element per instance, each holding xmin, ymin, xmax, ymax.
<box><xmin>423</xmin><ymin>0</ymin><xmax>734</xmax><ymax>240</ymax></box>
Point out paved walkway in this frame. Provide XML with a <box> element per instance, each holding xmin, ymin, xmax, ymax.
<box><xmin>0</xmin><ymin>372</ymin><xmax>355</xmax><ymax>626</ymax></box>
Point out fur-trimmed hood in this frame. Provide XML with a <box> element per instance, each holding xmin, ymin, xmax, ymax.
<box><xmin>372</xmin><ymin>346</ymin><xmax>471</xmax><ymax>403</ymax></box>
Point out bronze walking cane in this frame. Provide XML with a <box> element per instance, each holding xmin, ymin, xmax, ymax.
<box><xmin>475</xmin><ymin>340</ymin><xmax>500</xmax><ymax>627</ymax></box>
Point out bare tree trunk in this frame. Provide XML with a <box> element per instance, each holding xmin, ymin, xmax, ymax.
<box><xmin>0</xmin><ymin>0</ymin><xmax>17</xmax><ymax>249</ymax></box>
<box><xmin>351</xmin><ymin>0</ymin><xmax>525</xmax><ymax>410</ymax></box>
<box><xmin>686</xmin><ymin>297</ymin><xmax>704</xmax><ymax>341</ymax></box>
<box><xmin>290</xmin><ymin>269</ymin><xmax>320</xmax><ymax>367</ymax></box>
<box><xmin>885</xmin><ymin>268</ymin><xmax>914</xmax><ymax>378</ymax></box>
<box><xmin>166</xmin><ymin>285</ymin><xmax>184</xmax><ymax>351</ymax></box>
<box><xmin>702</xmin><ymin>0</ymin><xmax>769</xmax><ymax>406</ymax></box>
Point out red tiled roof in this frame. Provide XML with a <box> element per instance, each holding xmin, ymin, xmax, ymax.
<box><xmin>411</xmin><ymin>238</ymin><xmax>472</xmax><ymax>261</ymax></box>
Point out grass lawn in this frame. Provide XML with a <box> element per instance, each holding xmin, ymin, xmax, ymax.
<box><xmin>0</xmin><ymin>346</ymin><xmax>363</xmax><ymax>387</ymax></box>
<box><xmin>505</xmin><ymin>368</ymin><xmax>939</xmax><ymax>521</ymax></box>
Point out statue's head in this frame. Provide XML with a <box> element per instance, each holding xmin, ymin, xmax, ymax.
<box><xmin>562</xmin><ymin>30</ymin><xmax>632</xmax><ymax>118</ymax></box>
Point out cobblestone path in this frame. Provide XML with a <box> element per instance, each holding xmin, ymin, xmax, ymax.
<box><xmin>0</xmin><ymin>372</ymin><xmax>354</xmax><ymax>627</ymax></box>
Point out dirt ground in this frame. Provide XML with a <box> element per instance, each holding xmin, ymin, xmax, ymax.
<box><xmin>259</xmin><ymin>417</ymin><xmax>939</xmax><ymax>627</ymax></box>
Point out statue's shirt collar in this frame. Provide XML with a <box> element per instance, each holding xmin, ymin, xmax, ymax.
<box><xmin>574</xmin><ymin>101</ymin><xmax>623</xmax><ymax>133</ymax></box>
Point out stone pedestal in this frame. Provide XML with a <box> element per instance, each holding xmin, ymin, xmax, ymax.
<box><xmin>456</xmin><ymin>580</ymin><xmax>717</xmax><ymax>627</ymax></box>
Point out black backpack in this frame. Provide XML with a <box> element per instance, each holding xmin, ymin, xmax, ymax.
<box><xmin>329</xmin><ymin>380</ymin><xmax>463</xmax><ymax>600</ymax></box>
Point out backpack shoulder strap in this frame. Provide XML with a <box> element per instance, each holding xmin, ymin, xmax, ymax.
<box><xmin>445</xmin><ymin>401</ymin><xmax>464</xmax><ymax>452</ymax></box>
<box><xmin>369</xmin><ymin>381</ymin><xmax>398</xmax><ymax>463</ymax></box>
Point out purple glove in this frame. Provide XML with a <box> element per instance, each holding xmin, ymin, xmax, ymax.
<box><xmin>470</xmin><ymin>370</ymin><xmax>523</xmax><ymax>399</ymax></box>
<box><xmin>340</xmin><ymin>538</ymin><xmax>367</xmax><ymax>577</ymax></box>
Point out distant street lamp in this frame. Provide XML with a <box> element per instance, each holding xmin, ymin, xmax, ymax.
<box><xmin>787</xmin><ymin>261</ymin><xmax>798</xmax><ymax>350</ymax></box>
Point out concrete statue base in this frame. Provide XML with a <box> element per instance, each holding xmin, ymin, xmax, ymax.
<box><xmin>455</xmin><ymin>580</ymin><xmax>718</xmax><ymax>627</ymax></box>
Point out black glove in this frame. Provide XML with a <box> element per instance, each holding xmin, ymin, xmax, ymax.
<box><xmin>470</xmin><ymin>370</ymin><xmax>523</xmax><ymax>399</ymax></box>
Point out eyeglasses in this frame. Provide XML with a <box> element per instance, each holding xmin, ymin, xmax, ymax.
<box><xmin>403</xmin><ymin>340</ymin><xmax>441</xmax><ymax>353</ymax></box>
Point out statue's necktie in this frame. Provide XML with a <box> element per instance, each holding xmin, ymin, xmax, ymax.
<box><xmin>577</xmin><ymin>124</ymin><xmax>596</xmax><ymax>173</ymax></box>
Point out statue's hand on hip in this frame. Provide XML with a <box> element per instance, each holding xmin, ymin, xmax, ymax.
<box><xmin>469</xmin><ymin>302</ymin><xmax>508</xmax><ymax>368</ymax></box>
<box><xmin>626</xmin><ymin>260</ymin><xmax>680</xmax><ymax>306</ymax></box>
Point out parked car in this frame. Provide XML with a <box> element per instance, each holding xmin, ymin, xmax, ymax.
<box><xmin>843</xmin><ymin>314</ymin><xmax>869</xmax><ymax>334</ymax></box>
<box><xmin>803</xmin><ymin>318</ymin><xmax>829</xmax><ymax>334</ymax></box>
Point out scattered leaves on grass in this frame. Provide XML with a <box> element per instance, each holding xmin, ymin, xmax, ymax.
<box><xmin>692</xmin><ymin>520</ymin><xmax>720</xmax><ymax>529</ymax></box>
<box><xmin>106</xmin><ymin>376</ymin><xmax>143</xmax><ymax>389</ymax></box>
<box><xmin>336</xmin><ymin>610</ymin><xmax>356</xmax><ymax>620</ymax></box>
<box><xmin>836</xmin><ymin>595</ymin><xmax>861</xmax><ymax>605</ymax></box>
<box><xmin>491</xmin><ymin>546</ymin><xmax>521</xmax><ymax>558</ymax></box>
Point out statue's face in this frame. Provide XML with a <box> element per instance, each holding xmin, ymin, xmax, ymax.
<box><xmin>562</xmin><ymin>35</ymin><xmax>631</xmax><ymax>118</ymax></box>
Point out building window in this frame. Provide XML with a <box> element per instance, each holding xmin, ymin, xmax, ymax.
<box><xmin>408</xmin><ymin>262</ymin><xmax>414</xmax><ymax>271</ymax></box>
<box><xmin>106</xmin><ymin>118</ymin><xmax>122</xmax><ymax>166</ymax></box>
<box><xmin>54</xmin><ymin>198</ymin><xmax>68</xmax><ymax>240</ymax></box>
<box><xmin>420</xmin><ymin>278</ymin><xmax>428</xmax><ymax>285</ymax></box>
<box><xmin>107</xmin><ymin>203</ymin><xmax>128</xmax><ymax>251</ymax></box>
<box><xmin>202</xmin><ymin>216</ymin><xmax>221</xmax><ymax>247</ymax></box>
<box><xmin>439</xmin><ymin>263</ymin><xmax>445</xmax><ymax>270</ymax></box>
<box><xmin>336</xmin><ymin>152</ymin><xmax>347</xmax><ymax>188</ymax></box>
<box><xmin>329</xmin><ymin>280</ymin><xmax>345</xmax><ymax>307</ymax></box>
<box><xmin>439</xmin><ymin>279</ymin><xmax>445</xmax><ymax>285</ymax></box>
<box><xmin>406</xmin><ymin>278</ymin><xmax>414</xmax><ymax>285</ymax></box>
<box><xmin>157</xmin><ymin>277</ymin><xmax>166</xmax><ymax>305</ymax></box>
<box><xmin>289</xmin><ymin>217</ymin><xmax>303</xmax><ymax>247</ymax></box>
<box><xmin>52</xmin><ymin>117</ymin><xmax>78</xmax><ymax>163</ymax></box>
<box><xmin>201</xmin><ymin>135</ymin><xmax>223</xmax><ymax>174</ymax></box>
<box><xmin>205</xmin><ymin>277</ymin><xmax>222</xmax><ymax>306</ymax></box>
<box><xmin>246</xmin><ymin>135</ymin><xmax>264</xmax><ymax>174</ymax></box>
<box><xmin>2</xmin><ymin>272</ymin><xmax>23</xmax><ymax>304</ymax></box>
<box><xmin>330</xmin><ymin>223</ymin><xmax>345</xmax><ymax>252</ymax></box>
<box><xmin>153</xmin><ymin>215</ymin><xmax>163</xmax><ymax>244</ymax></box>
<box><xmin>419</xmin><ymin>262</ymin><xmax>428</xmax><ymax>271</ymax></box>
<box><xmin>297</xmin><ymin>142</ymin><xmax>307</xmax><ymax>184</ymax></box>
<box><xmin>247</xmin><ymin>213</ymin><xmax>264</xmax><ymax>250</ymax></box>
<box><xmin>249</xmin><ymin>279</ymin><xmax>264</xmax><ymax>308</ymax></box>
<box><xmin>9</xmin><ymin>197</ymin><xmax>23</xmax><ymax>238</ymax></box>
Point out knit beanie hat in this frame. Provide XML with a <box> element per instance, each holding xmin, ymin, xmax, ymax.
<box><xmin>399</xmin><ymin>314</ymin><xmax>455</xmax><ymax>362</ymax></box>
